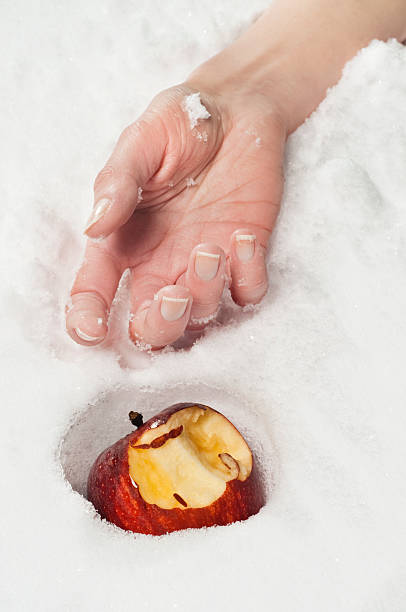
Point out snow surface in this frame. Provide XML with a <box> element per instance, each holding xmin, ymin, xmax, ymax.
<box><xmin>2</xmin><ymin>0</ymin><xmax>406</xmax><ymax>610</ymax></box>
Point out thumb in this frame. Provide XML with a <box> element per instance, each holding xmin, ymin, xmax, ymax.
<box><xmin>84</xmin><ymin>114</ymin><xmax>167</xmax><ymax>239</ymax></box>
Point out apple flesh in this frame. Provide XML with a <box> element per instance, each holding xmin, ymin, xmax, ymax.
<box><xmin>87</xmin><ymin>403</ymin><xmax>265</xmax><ymax>535</ymax></box>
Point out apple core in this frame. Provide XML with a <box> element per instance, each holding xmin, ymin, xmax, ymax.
<box><xmin>128</xmin><ymin>405</ymin><xmax>252</xmax><ymax>510</ymax></box>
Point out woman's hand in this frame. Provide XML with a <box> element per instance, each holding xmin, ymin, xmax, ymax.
<box><xmin>66</xmin><ymin>0</ymin><xmax>406</xmax><ymax>350</ymax></box>
<box><xmin>66</xmin><ymin>84</ymin><xmax>286</xmax><ymax>348</ymax></box>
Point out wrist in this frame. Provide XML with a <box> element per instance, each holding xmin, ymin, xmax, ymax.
<box><xmin>188</xmin><ymin>1</ymin><xmax>406</xmax><ymax>134</ymax></box>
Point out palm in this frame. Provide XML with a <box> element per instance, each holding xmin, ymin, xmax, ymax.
<box><xmin>106</xmin><ymin>99</ymin><xmax>284</xmax><ymax>284</ymax></box>
<box><xmin>68</xmin><ymin>86</ymin><xmax>286</xmax><ymax>348</ymax></box>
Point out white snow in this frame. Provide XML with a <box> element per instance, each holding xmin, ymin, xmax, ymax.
<box><xmin>2</xmin><ymin>0</ymin><xmax>406</xmax><ymax>611</ymax></box>
<box><xmin>182</xmin><ymin>92</ymin><xmax>211</xmax><ymax>129</ymax></box>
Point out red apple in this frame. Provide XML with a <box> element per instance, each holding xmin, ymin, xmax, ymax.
<box><xmin>87</xmin><ymin>402</ymin><xmax>265</xmax><ymax>535</ymax></box>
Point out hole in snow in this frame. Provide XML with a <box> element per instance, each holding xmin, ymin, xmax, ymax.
<box><xmin>59</xmin><ymin>383</ymin><xmax>276</xmax><ymax>504</ymax></box>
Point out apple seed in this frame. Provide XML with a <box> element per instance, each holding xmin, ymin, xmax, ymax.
<box><xmin>219</xmin><ymin>453</ymin><xmax>240</xmax><ymax>480</ymax></box>
<box><xmin>130</xmin><ymin>425</ymin><xmax>184</xmax><ymax>450</ymax></box>
<box><xmin>173</xmin><ymin>493</ymin><xmax>188</xmax><ymax>507</ymax></box>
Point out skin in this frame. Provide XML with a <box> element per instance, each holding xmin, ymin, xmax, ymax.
<box><xmin>87</xmin><ymin>403</ymin><xmax>265</xmax><ymax>535</ymax></box>
<box><xmin>66</xmin><ymin>0</ymin><xmax>406</xmax><ymax>350</ymax></box>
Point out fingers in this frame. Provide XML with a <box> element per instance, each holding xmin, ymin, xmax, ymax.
<box><xmin>67</xmin><ymin>232</ymin><xmax>267</xmax><ymax>350</ymax></box>
<box><xmin>229</xmin><ymin>229</ymin><xmax>268</xmax><ymax>306</ymax></box>
<box><xmin>129</xmin><ymin>276</ymin><xmax>192</xmax><ymax>349</ymax></box>
<box><xmin>66</xmin><ymin>243</ymin><xmax>122</xmax><ymax>346</ymax></box>
<box><xmin>181</xmin><ymin>243</ymin><xmax>226</xmax><ymax>330</ymax></box>
<box><xmin>84</xmin><ymin>118</ymin><xmax>167</xmax><ymax>240</ymax></box>
<box><xmin>128</xmin><ymin>232</ymin><xmax>267</xmax><ymax>350</ymax></box>
<box><xmin>129</xmin><ymin>243</ymin><xmax>225</xmax><ymax>349</ymax></box>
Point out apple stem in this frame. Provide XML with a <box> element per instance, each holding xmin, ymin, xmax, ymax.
<box><xmin>129</xmin><ymin>411</ymin><xmax>144</xmax><ymax>428</ymax></box>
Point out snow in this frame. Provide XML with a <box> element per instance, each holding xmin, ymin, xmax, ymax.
<box><xmin>2</xmin><ymin>0</ymin><xmax>406</xmax><ymax>610</ymax></box>
<box><xmin>182</xmin><ymin>92</ymin><xmax>211</xmax><ymax>129</ymax></box>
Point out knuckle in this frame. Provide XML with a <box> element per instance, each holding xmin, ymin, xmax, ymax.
<box><xmin>129</xmin><ymin>312</ymin><xmax>166</xmax><ymax>350</ymax></box>
<box><xmin>128</xmin><ymin>323</ymin><xmax>141</xmax><ymax>345</ymax></box>
<box><xmin>187</xmin><ymin>308</ymin><xmax>218</xmax><ymax>330</ymax></box>
<box><xmin>93</xmin><ymin>165</ymin><xmax>115</xmax><ymax>191</ymax></box>
<box><xmin>232</xmin><ymin>278</ymin><xmax>269</xmax><ymax>306</ymax></box>
<box><xmin>150</xmin><ymin>85</ymin><xmax>184</xmax><ymax>111</ymax></box>
<box><xmin>128</xmin><ymin>319</ymin><xmax>150</xmax><ymax>348</ymax></box>
<box><xmin>93</xmin><ymin>169</ymin><xmax>135</xmax><ymax>200</ymax></box>
<box><xmin>121</xmin><ymin>120</ymin><xmax>144</xmax><ymax>142</ymax></box>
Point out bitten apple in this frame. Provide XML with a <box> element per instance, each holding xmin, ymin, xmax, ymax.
<box><xmin>87</xmin><ymin>402</ymin><xmax>265</xmax><ymax>535</ymax></box>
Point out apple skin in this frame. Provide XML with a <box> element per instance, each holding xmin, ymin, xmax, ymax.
<box><xmin>87</xmin><ymin>403</ymin><xmax>265</xmax><ymax>535</ymax></box>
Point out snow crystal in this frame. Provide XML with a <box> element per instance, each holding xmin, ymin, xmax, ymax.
<box><xmin>2</xmin><ymin>1</ymin><xmax>406</xmax><ymax>610</ymax></box>
<box><xmin>196</xmin><ymin>130</ymin><xmax>209</xmax><ymax>142</ymax></box>
<box><xmin>189</xmin><ymin>310</ymin><xmax>219</xmax><ymax>326</ymax></box>
<box><xmin>181</xmin><ymin>92</ymin><xmax>211</xmax><ymax>129</ymax></box>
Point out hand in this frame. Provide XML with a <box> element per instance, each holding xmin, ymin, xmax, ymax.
<box><xmin>66</xmin><ymin>84</ymin><xmax>286</xmax><ymax>349</ymax></box>
<box><xmin>66</xmin><ymin>0</ymin><xmax>406</xmax><ymax>351</ymax></box>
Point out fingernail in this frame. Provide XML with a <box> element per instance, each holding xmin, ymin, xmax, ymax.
<box><xmin>235</xmin><ymin>234</ymin><xmax>256</xmax><ymax>262</ymax></box>
<box><xmin>74</xmin><ymin>327</ymin><xmax>105</xmax><ymax>342</ymax></box>
<box><xmin>161</xmin><ymin>296</ymin><xmax>189</xmax><ymax>321</ymax></box>
<box><xmin>195</xmin><ymin>251</ymin><xmax>220</xmax><ymax>281</ymax></box>
<box><xmin>84</xmin><ymin>198</ymin><xmax>111</xmax><ymax>234</ymax></box>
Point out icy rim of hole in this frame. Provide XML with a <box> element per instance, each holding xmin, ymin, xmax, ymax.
<box><xmin>58</xmin><ymin>382</ymin><xmax>278</xmax><ymax>526</ymax></box>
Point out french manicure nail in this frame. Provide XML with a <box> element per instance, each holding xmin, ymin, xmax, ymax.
<box><xmin>84</xmin><ymin>198</ymin><xmax>111</xmax><ymax>234</ymax></box>
<box><xmin>161</xmin><ymin>296</ymin><xmax>189</xmax><ymax>321</ymax></box>
<box><xmin>235</xmin><ymin>234</ymin><xmax>256</xmax><ymax>262</ymax></box>
<box><xmin>74</xmin><ymin>327</ymin><xmax>105</xmax><ymax>342</ymax></box>
<box><xmin>195</xmin><ymin>251</ymin><xmax>220</xmax><ymax>281</ymax></box>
